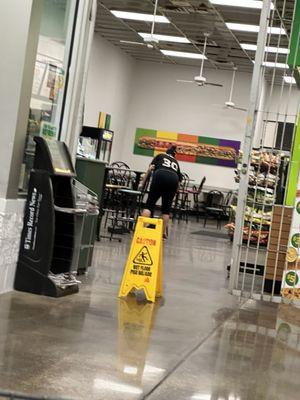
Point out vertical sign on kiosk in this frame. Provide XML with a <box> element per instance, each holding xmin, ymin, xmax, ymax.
<box><xmin>119</xmin><ymin>217</ymin><xmax>163</xmax><ymax>303</ymax></box>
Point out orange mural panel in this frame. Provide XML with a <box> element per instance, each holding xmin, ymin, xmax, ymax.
<box><xmin>177</xmin><ymin>134</ymin><xmax>198</xmax><ymax>143</ymax></box>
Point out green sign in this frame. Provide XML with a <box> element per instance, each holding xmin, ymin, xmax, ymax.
<box><xmin>285</xmin><ymin>271</ymin><xmax>299</xmax><ymax>287</ymax></box>
<box><xmin>40</xmin><ymin>122</ymin><xmax>56</xmax><ymax>139</ymax></box>
<box><xmin>288</xmin><ymin>0</ymin><xmax>300</xmax><ymax>87</ymax></box>
<box><xmin>291</xmin><ymin>233</ymin><xmax>300</xmax><ymax>248</ymax></box>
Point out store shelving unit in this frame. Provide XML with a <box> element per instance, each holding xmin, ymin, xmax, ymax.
<box><xmin>227</xmin><ymin>149</ymin><xmax>290</xmax><ymax>286</ymax></box>
<box><xmin>227</xmin><ymin>150</ymin><xmax>280</xmax><ymax>243</ymax></box>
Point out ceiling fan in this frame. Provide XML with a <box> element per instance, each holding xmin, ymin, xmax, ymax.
<box><xmin>176</xmin><ymin>33</ymin><xmax>223</xmax><ymax>88</ymax></box>
<box><xmin>213</xmin><ymin>67</ymin><xmax>247</xmax><ymax>111</ymax></box>
<box><xmin>120</xmin><ymin>0</ymin><xmax>160</xmax><ymax>49</ymax></box>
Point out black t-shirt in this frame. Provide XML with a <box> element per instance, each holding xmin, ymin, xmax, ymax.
<box><xmin>151</xmin><ymin>153</ymin><xmax>182</xmax><ymax>181</ymax></box>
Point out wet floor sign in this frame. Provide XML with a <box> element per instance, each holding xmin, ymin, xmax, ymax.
<box><xmin>118</xmin><ymin>217</ymin><xmax>163</xmax><ymax>302</ymax></box>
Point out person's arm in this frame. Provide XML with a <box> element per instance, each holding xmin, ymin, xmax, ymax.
<box><xmin>177</xmin><ymin>164</ymin><xmax>182</xmax><ymax>191</ymax></box>
<box><xmin>139</xmin><ymin>164</ymin><xmax>154</xmax><ymax>190</ymax></box>
<box><xmin>139</xmin><ymin>156</ymin><xmax>158</xmax><ymax>190</ymax></box>
<box><xmin>177</xmin><ymin>164</ymin><xmax>182</xmax><ymax>188</ymax></box>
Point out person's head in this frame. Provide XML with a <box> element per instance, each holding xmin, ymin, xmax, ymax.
<box><xmin>166</xmin><ymin>145</ymin><xmax>177</xmax><ymax>157</ymax></box>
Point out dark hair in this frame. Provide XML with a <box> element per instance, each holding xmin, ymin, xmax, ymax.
<box><xmin>166</xmin><ymin>145</ymin><xmax>177</xmax><ymax>157</ymax></box>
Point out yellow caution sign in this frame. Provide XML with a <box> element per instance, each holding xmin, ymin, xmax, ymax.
<box><xmin>118</xmin><ymin>217</ymin><xmax>163</xmax><ymax>302</ymax></box>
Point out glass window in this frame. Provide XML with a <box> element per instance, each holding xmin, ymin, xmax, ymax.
<box><xmin>19</xmin><ymin>0</ymin><xmax>77</xmax><ymax>192</ymax></box>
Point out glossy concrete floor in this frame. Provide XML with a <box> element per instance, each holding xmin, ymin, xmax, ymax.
<box><xmin>0</xmin><ymin>221</ymin><xmax>300</xmax><ymax>399</ymax></box>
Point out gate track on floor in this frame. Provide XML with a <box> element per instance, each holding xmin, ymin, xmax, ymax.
<box><xmin>0</xmin><ymin>390</ymin><xmax>70</xmax><ymax>400</ymax></box>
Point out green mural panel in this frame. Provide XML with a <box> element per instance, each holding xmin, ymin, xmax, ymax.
<box><xmin>286</xmin><ymin>114</ymin><xmax>300</xmax><ymax>206</ymax></box>
<box><xmin>196</xmin><ymin>156</ymin><xmax>218</xmax><ymax>165</ymax></box>
<box><xmin>133</xmin><ymin>128</ymin><xmax>156</xmax><ymax>157</ymax></box>
<box><xmin>198</xmin><ymin>136</ymin><xmax>219</xmax><ymax>145</ymax></box>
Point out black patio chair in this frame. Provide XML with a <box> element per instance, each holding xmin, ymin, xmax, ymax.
<box><xmin>173</xmin><ymin>172</ymin><xmax>191</xmax><ymax>222</ymax></box>
<box><xmin>190</xmin><ymin>177</ymin><xmax>206</xmax><ymax>222</ymax></box>
<box><xmin>203</xmin><ymin>190</ymin><xmax>225</xmax><ymax>229</ymax></box>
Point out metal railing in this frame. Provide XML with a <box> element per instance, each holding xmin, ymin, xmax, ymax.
<box><xmin>229</xmin><ymin>0</ymin><xmax>300</xmax><ymax>304</ymax></box>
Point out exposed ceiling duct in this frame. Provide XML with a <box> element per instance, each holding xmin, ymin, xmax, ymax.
<box><xmin>96</xmin><ymin>0</ymin><xmax>295</xmax><ymax>84</ymax></box>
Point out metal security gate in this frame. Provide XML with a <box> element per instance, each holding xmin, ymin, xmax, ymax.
<box><xmin>229</xmin><ymin>0</ymin><xmax>300</xmax><ymax>304</ymax></box>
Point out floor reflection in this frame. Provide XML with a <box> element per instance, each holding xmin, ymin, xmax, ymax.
<box><xmin>118</xmin><ymin>296</ymin><xmax>163</xmax><ymax>386</ymax></box>
<box><xmin>145</xmin><ymin>301</ymin><xmax>300</xmax><ymax>399</ymax></box>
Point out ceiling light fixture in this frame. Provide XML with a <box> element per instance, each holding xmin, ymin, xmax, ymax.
<box><xmin>210</xmin><ymin>0</ymin><xmax>274</xmax><ymax>9</ymax></box>
<box><xmin>226</xmin><ymin>23</ymin><xmax>286</xmax><ymax>35</ymax></box>
<box><xmin>252</xmin><ymin>60</ymin><xmax>289</xmax><ymax>69</ymax></box>
<box><xmin>138</xmin><ymin>33</ymin><xmax>190</xmax><ymax>43</ymax></box>
<box><xmin>110</xmin><ymin>10</ymin><xmax>170</xmax><ymax>23</ymax></box>
<box><xmin>284</xmin><ymin>76</ymin><xmax>296</xmax><ymax>84</ymax></box>
<box><xmin>161</xmin><ymin>49</ymin><xmax>206</xmax><ymax>59</ymax></box>
<box><xmin>263</xmin><ymin>61</ymin><xmax>289</xmax><ymax>68</ymax></box>
<box><xmin>241</xmin><ymin>43</ymin><xmax>289</xmax><ymax>54</ymax></box>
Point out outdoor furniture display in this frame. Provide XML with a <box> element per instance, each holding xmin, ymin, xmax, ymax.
<box><xmin>103</xmin><ymin>162</ymin><xmax>133</xmax><ymax>230</ymax></box>
<box><xmin>203</xmin><ymin>190</ymin><xmax>225</xmax><ymax>229</ymax></box>
<box><xmin>222</xmin><ymin>191</ymin><xmax>234</xmax><ymax>220</ymax></box>
<box><xmin>173</xmin><ymin>172</ymin><xmax>191</xmax><ymax>222</ymax></box>
<box><xmin>188</xmin><ymin>177</ymin><xmax>206</xmax><ymax>221</ymax></box>
<box><xmin>107</xmin><ymin>188</ymin><xmax>143</xmax><ymax>240</ymax></box>
<box><xmin>108</xmin><ymin>161</ymin><xmax>133</xmax><ymax>185</ymax></box>
<box><xmin>100</xmin><ymin>163</ymin><xmax>144</xmax><ymax>241</ymax></box>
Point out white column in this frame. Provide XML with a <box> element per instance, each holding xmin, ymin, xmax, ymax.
<box><xmin>0</xmin><ymin>0</ymin><xmax>42</xmax><ymax>293</ymax></box>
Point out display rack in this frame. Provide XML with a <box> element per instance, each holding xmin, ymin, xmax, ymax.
<box><xmin>226</xmin><ymin>150</ymin><xmax>280</xmax><ymax>245</ymax></box>
<box><xmin>15</xmin><ymin>137</ymin><xmax>82</xmax><ymax>297</ymax></box>
<box><xmin>226</xmin><ymin>149</ymin><xmax>290</xmax><ymax>281</ymax></box>
<box><xmin>228</xmin><ymin>0</ymin><xmax>299</xmax><ymax>301</ymax></box>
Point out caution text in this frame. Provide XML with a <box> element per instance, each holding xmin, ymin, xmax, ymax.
<box><xmin>136</xmin><ymin>237</ymin><xmax>156</xmax><ymax>246</ymax></box>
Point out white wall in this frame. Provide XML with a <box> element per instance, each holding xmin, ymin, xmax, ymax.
<box><xmin>84</xmin><ymin>33</ymin><xmax>134</xmax><ymax>161</ymax></box>
<box><xmin>0</xmin><ymin>0</ymin><xmax>42</xmax><ymax>293</ymax></box>
<box><xmin>121</xmin><ymin>62</ymin><xmax>252</xmax><ymax>189</ymax></box>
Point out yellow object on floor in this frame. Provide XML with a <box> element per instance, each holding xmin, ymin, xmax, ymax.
<box><xmin>118</xmin><ymin>297</ymin><xmax>160</xmax><ymax>383</ymax></box>
<box><xmin>118</xmin><ymin>217</ymin><xmax>163</xmax><ymax>302</ymax></box>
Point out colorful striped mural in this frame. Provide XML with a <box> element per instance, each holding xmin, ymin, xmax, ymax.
<box><xmin>133</xmin><ymin>128</ymin><xmax>240</xmax><ymax>168</ymax></box>
<box><xmin>98</xmin><ymin>112</ymin><xmax>111</xmax><ymax>130</ymax></box>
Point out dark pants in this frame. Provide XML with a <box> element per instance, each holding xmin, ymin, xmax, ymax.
<box><xmin>145</xmin><ymin>169</ymin><xmax>179</xmax><ymax>215</ymax></box>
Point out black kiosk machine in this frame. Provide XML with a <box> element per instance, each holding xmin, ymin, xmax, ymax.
<box><xmin>15</xmin><ymin>137</ymin><xmax>80</xmax><ymax>297</ymax></box>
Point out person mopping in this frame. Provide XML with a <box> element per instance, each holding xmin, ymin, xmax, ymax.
<box><xmin>140</xmin><ymin>145</ymin><xmax>182</xmax><ymax>239</ymax></box>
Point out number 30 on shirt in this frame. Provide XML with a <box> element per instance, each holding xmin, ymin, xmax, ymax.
<box><xmin>162</xmin><ymin>157</ymin><xmax>178</xmax><ymax>172</ymax></box>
